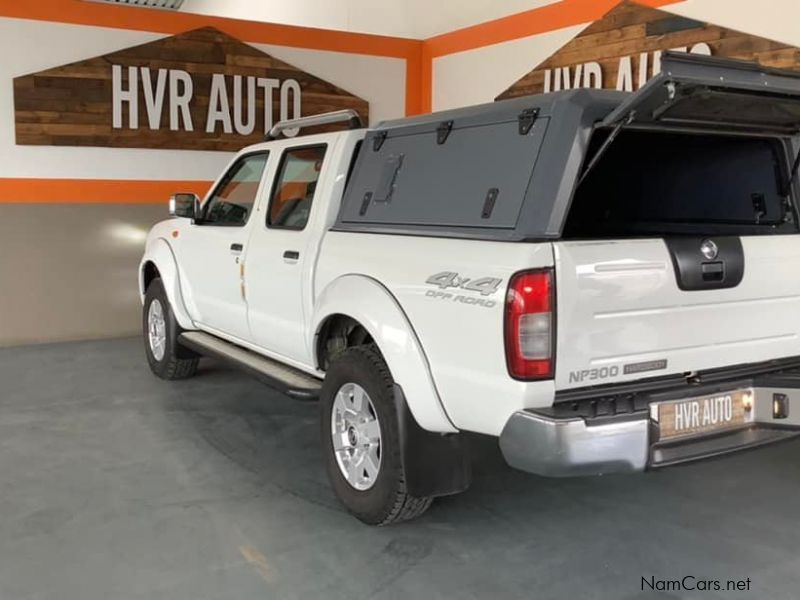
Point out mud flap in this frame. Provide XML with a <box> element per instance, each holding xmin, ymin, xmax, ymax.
<box><xmin>393</xmin><ymin>384</ymin><xmax>471</xmax><ymax>497</ymax></box>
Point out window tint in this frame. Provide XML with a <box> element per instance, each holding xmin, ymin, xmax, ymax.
<box><xmin>564</xmin><ymin>130</ymin><xmax>794</xmax><ymax>238</ymax></box>
<box><xmin>203</xmin><ymin>152</ymin><xmax>268</xmax><ymax>226</ymax></box>
<box><xmin>268</xmin><ymin>145</ymin><xmax>327</xmax><ymax>230</ymax></box>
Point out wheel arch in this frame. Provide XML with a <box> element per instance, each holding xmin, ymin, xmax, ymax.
<box><xmin>139</xmin><ymin>238</ymin><xmax>194</xmax><ymax>330</ymax></box>
<box><xmin>315</xmin><ymin>313</ymin><xmax>374</xmax><ymax>372</ymax></box>
<box><xmin>141</xmin><ymin>261</ymin><xmax>160</xmax><ymax>294</ymax></box>
<box><xmin>311</xmin><ymin>274</ymin><xmax>457</xmax><ymax>434</ymax></box>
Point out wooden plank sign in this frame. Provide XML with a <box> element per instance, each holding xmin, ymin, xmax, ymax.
<box><xmin>497</xmin><ymin>0</ymin><xmax>800</xmax><ymax>100</ymax></box>
<box><xmin>13</xmin><ymin>27</ymin><xmax>369</xmax><ymax>151</ymax></box>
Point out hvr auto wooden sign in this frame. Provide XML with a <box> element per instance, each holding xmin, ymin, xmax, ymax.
<box><xmin>13</xmin><ymin>27</ymin><xmax>369</xmax><ymax>151</ymax></box>
<box><xmin>497</xmin><ymin>0</ymin><xmax>800</xmax><ymax>99</ymax></box>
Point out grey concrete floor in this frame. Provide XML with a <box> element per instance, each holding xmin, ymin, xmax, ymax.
<box><xmin>1</xmin><ymin>338</ymin><xmax>800</xmax><ymax>600</ymax></box>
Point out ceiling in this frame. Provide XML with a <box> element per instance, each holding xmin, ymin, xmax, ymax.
<box><xmin>179</xmin><ymin>0</ymin><xmax>559</xmax><ymax>39</ymax></box>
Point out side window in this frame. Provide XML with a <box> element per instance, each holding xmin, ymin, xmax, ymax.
<box><xmin>202</xmin><ymin>152</ymin><xmax>269</xmax><ymax>226</ymax></box>
<box><xmin>268</xmin><ymin>145</ymin><xmax>327</xmax><ymax>230</ymax></box>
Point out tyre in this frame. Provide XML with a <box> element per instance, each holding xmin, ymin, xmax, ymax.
<box><xmin>320</xmin><ymin>345</ymin><xmax>433</xmax><ymax>525</ymax></box>
<box><xmin>143</xmin><ymin>277</ymin><xmax>199</xmax><ymax>380</ymax></box>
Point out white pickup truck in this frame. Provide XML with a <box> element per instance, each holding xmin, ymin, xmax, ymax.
<box><xmin>140</xmin><ymin>53</ymin><xmax>800</xmax><ymax>525</ymax></box>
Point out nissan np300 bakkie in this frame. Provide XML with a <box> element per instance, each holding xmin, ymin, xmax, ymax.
<box><xmin>140</xmin><ymin>52</ymin><xmax>800</xmax><ymax>524</ymax></box>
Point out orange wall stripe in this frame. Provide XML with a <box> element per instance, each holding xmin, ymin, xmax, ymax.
<box><xmin>424</xmin><ymin>0</ymin><xmax>685</xmax><ymax>58</ymax></box>
<box><xmin>0</xmin><ymin>179</ymin><xmax>211</xmax><ymax>204</ymax></box>
<box><xmin>404</xmin><ymin>49</ymin><xmax>425</xmax><ymax>116</ymax></box>
<box><xmin>419</xmin><ymin>43</ymin><xmax>434</xmax><ymax>114</ymax></box>
<box><xmin>0</xmin><ymin>0</ymin><xmax>419</xmax><ymax>59</ymax></box>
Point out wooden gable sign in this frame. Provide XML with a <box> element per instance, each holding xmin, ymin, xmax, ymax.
<box><xmin>13</xmin><ymin>27</ymin><xmax>369</xmax><ymax>151</ymax></box>
<box><xmin>497</xmin><ymin>0</ymin><xmax>800</xmax><ymax>100</ymax></box>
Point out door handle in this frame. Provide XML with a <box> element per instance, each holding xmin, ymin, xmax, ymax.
<box><xmin>283</xmin><ymin>250</ymin><xmax>300</xmax><ymax>262</ymax></box>
<box><xmin>230</xmin><ymin>243</ymin><xmax>244</xmax><ymax>254</ymax></box>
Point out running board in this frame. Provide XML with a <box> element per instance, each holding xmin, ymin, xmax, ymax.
<box><xmin>178</xmin><ymin>331</ymin><xmax>322</xmax><ymax>400</ymax></box>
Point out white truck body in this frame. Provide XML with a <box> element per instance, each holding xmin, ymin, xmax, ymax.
<box><xmin>140</xmin><ymin>54</ymin><xmax>800</xmax><ymax>494</ymax></box>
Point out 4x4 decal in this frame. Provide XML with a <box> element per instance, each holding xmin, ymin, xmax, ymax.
<box><xmin>425</xmin><ymin>271</ymin><xmax>502</xmax><ymax>296</ymax></box>
<box><xmin>424</xmin><ymin>271</ymin><xmax>503</xmax><ymax>308</ymax></box>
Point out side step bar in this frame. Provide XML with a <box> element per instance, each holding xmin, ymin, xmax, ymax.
<box><xmin>178</xmin><ymin>331</ymin><xmax>322</xmax><ymax>400</ymax></box>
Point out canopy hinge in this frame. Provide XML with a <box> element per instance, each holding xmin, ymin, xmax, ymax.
<box><xmin>372</xmin><ymin>130</ymin><xmax>387</xmax><ymax>151</ymax></box>
<box><xmin>518</xmin><ymin>108</ymin><xmax>540</xmax><ymax>135</ymax></box>
<box><xmin>436</xmin><ymin>120</ymin><xmax>453</xmax><ymax>145</ymax></box>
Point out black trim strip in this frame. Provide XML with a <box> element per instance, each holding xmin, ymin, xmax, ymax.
<box><xmin>555</xmin><ymin>355</ymin><xmax>800</xmax><ymax>404</ymax></box>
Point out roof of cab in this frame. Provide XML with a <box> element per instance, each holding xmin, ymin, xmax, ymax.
<box><xmin>237</xmin><ymin>128</ymin><xmax>364</xmax><ymax>155</ymax></box>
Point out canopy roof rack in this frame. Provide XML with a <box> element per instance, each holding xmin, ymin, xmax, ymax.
<box><xmin>266</xmin><ymin>109</ymin><xmax>364</xmax><ymax>140</ymax></box>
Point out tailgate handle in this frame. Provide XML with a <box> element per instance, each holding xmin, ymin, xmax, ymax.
<box><xmin>701</xmin><ymin>261</ymin><xmax>724</xmax><ymax>282</ymax></box>
<box><xmin>665</xmin><ymin>237</ymin><xmax>743</xmax><ymax>291</ymax></box>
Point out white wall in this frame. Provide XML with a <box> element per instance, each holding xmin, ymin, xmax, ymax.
<box><xmin>254</xmin><ymin>44</ymin><xmax>404</xmax><ymax>127</ymax></box>
<box><xmin>432</xmin><ymin>25</ymin><xmax>583</xmax><ymax>111</ymax></box>
<box><xmin>667</xmin><ymin>0</ymin><xmax>800</xmax><ymax>47</ymax></box>
<box><xmin>0</xmin><ymin>17</ymin><xmax>405</xmax><ymax>182</ymax></box>
<box><xmin>182</xmin><ymin>0</ymin><xmax>559</xmax><ymax>39</ymax></box>
<box><xmin>431</xmin><ymin>0</ymin><xmax>800</xmax><ymax>112</ymax></box>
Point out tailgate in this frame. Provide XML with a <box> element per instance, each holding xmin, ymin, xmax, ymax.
<box><xmin>553</xmin><ymin>236</ymin><xmax>800</xmax><ymax>390</ymax></box>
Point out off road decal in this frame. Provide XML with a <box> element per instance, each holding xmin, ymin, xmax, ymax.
<box><xmin>425</xmin><ymin>290</ymin><xmax>497</xmax><ymax>308</ymax></box>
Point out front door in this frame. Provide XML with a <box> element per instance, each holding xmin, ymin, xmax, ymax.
<box><xmin>176</xmin><ymin>151</ymin><xmax>269</xmax><ymax>340</ymax></box>
<box><xmin>245</xmin><ymin>144</ymin><xmax>328</xmax><ymax>364</ymax></box>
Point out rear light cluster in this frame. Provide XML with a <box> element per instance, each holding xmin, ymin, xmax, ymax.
<box><xmin>504</xmin><ymin>269</ymin><xmax>555</xmax><ymax>380</ymax></box>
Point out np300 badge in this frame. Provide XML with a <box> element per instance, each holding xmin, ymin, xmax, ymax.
<box><xmin>568</xmin><ymin>366</ymin><xmax>619</xmax><ymax>384</ymax></box>
<box><xmin>570</xmin><ymin>359</ymin><xmax>668</xmax><ymax>383</ymax></box>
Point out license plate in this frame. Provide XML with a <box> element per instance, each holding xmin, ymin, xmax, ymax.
<box><xmin>656</xmin><ymin>388</ymin><xmax>755</xmax><ymax>441</ymax></box>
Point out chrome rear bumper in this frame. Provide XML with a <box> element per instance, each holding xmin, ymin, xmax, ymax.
<box><xmin>499</xmin><ymin>382</ymin><xmax>800</xmax><ymax>477</ymax></box>
<box><xmin>499</xmin><ymin>411</ymin><xmax>649</xmax><ymax>477</ymax></box>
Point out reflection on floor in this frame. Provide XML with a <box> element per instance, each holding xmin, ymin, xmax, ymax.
<box><xmin>1</xmin><ymin>337</ymin><xmax>799</xmax><ymax>599</ymax></box>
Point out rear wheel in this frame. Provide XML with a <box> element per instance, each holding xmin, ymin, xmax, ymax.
<box><xmin>320</xmin><ymin>345</ymin><xmax>433</xmax><ymax>525</ymax></box>
<box><xmin>143</xmin><ymin>278</ymin><xmax>199</xmax><ymax>380</ymax></box>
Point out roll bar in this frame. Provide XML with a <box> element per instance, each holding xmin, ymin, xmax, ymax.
<box><xmin>266</xmin><ymin>109</ymin><xmax>364</xmax><ymax>140</ymax></box>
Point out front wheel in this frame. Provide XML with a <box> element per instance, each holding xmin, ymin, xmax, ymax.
<box><xmin>143</xmin><ymin>278</ymin><xmax>199</xmax><ymax>380</ymax></box>
<box><xmin>320</xmin><ymin>345</ymin><xmax>433</xmax><ymax>525</ymax></box>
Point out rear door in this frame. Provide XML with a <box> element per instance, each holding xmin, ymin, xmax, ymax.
<box><xmin>554</xmin><ymin>53</ymin><xmax>800</xmax><ymax>390</ymax></box>
<box><xmin>244</xmin><ymin>143</ymin><xmax>330</xmax><ymax>364</ymax></box>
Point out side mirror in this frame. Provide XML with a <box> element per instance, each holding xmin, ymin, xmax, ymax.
<box><xmin>169</xmin><ymin>193</ymin><xmax>201</xmax><ymax>219</ymax></box>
